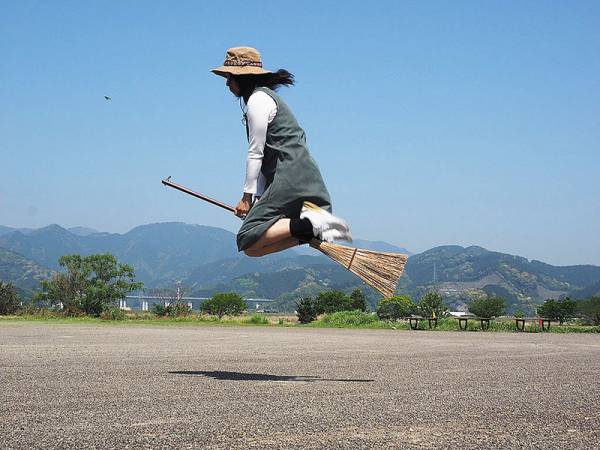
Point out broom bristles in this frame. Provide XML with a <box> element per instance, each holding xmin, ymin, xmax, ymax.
<box><xmin>309</xmin><ymin>239</ymin><xmax>408</xmax><ymax>298</ymax></box>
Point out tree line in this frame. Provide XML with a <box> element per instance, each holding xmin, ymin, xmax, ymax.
<box><xmin>296</xmin><ymin>291</ymin><xmax>449</xmax><ymax>324</ymax></box>
<box><xmin>295</xmin><ymin>290</ymin><xmax>600</xmax><ymax>326</ymax></box>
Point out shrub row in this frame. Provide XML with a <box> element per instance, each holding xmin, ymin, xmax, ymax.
<box><xmin>294</xmin><ymin>290</ymin><xmax>600</xmax><ymax>326</ymax></box>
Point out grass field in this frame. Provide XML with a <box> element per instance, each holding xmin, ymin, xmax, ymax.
<box><xmin>2</xmin><ymin>310</ymin><xmax>598</xmax><ymax>333</ymax></box>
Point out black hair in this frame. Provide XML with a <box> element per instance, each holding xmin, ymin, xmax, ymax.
<box><xmin>233</xmin><ymin>69</ymin><xmax>295</xmax><ymax>102</ymax></box>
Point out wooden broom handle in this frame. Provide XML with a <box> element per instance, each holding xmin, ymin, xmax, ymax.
<box><xmin>161</xmin><ymin>176</ymin><xmax>236</xmax><ymax>214</ymax></box>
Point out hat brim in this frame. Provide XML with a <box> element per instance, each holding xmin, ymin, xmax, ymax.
<box><xmin>211</xmin><ymin>65</ymin><xmax>272</xmax><ymax>77</ymax></box>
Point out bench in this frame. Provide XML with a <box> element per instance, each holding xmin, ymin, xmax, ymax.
<box><xmin>403</xmin><ymin>316</ymin><xmax>438</xmax><ymax>330</ymax></box>
<box><xmin>515</xmin><ymin>317</ymin><xmax>551</xmax><ymax>332</ymax></box>
<box><xmin>455</xmin><ymin>316</ymin><xmax>491</xmax><ymax>330</ymax></box>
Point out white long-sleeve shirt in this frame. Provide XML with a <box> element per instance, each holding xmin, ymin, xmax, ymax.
<box><xmin>243</xmin><ymin>90</ymin><xmax>277</xmax><ymax>196</ymax></box>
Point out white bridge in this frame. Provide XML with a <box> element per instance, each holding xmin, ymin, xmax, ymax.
<box><xmin>123</xmin><ymin>295</ymin><xmax>274</xmax><ymax>311</ymax></box>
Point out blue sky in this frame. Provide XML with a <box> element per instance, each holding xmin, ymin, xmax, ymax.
<box><xmin>1</xmin><ymin>1</ymin><xmax>599</xmax><ymax>265</ymax></box>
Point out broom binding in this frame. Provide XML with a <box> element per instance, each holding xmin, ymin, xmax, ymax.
<box><xmin>348</xmin><ymin>247</ymin><xmax>358</xmax><ymax>270</ymax></box>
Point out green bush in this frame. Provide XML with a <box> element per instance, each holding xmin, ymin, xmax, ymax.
<box><xmin>537</xmin><ymin>298</ymin><xmax>577</xmax><ymax>325</ymax></box>
<box><xmin>201</xmin><ymin>292</ymin><xmax>247</xmax><ymax>319</ymax></box>
<box><xmin>296</xmin><ymin>297</ymin><xmax>317</xmax><ymax>324</ymax></box>
<box><xmin>376</xmin><ymin>295</ymin><xmax>415</xmax><ymax>321</ymax></box>
<box><xmin>468</xmin><ymin>296</ymin><xmax>506</xmax><ymax>318</ymax></box>
<box><xmin>349</xmin><ymin>288</ymin><xmax>368</xmax><ymax>312</ymax></box>
<box><xmin>418</xmin><ymin>291</ymin><xmax>447</xmax><ymax>318</ymax></box>
<box><xmin>100</xmin><ymin>306</ymin><xmax>126</xmax><ymax>321</ymax></box>
<box><xmin>18</xmin><ymin>303</ymin><xmax>45</xmax><ymax>316</ymax></box>
<box><xmin>169</xmin><ymin>302</ymin><xmax>192</xmax><ymax>317</ymax></box>
<box><xmin>245</xmin><ymin>313</ymin><xmax>269</xmax><ymax>325</ymax></box>
<box><xmin>577</xmin><ymin>296</ymin><xmax>600</xmax><ymax>325</ymax></box>
<box><xmin>151</xmin><ymin>303</ymin><xmax>171</xmax><ymax>317</ymax></box>
<box><xmin>0</xmin><ymin>282</ymin><xmax>20</xmax><ymax>315</ymax></box>
<box><xmin>314</xmin><ymin>290</ymin><xmax>352</xmax><ymax>315</ymax></box>
<box><xmin>150</xmin><ymin>302</ymin><xmax>191</xmax><ymax>317</ymax></box>
<box><xmin>320</xmin><ymin>310</ymin><xmax>380</xmax><ymax>327</ymax></box>
<box><xmin>514</xmin><ymin>309</ymin><xmax>526</xmax><ymax>318</ymax></box>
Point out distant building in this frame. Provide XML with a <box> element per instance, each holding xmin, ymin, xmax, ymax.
<box><xmin>447</xmin><ymin>311</ymin><xmax>473</xmax><ymax>317</ymax></box>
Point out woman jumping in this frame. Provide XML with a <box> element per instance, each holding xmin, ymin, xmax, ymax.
<box><xmin>212</xmin><ymin>46</ymin><xmax>352</xmax><ymax>257</ymax></box>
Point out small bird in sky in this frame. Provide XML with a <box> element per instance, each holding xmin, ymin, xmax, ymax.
<box><xmin>104</xmin><ymin>95</ymin><xmax>112</xmax><ymax>101</ymax></box>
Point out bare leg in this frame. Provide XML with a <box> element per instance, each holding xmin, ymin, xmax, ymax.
<box><xmin>246</xmin><ymin>236</ymin><xmax>301</xmax><ymax>257</ymax></box>
<box><xmin>243</xmin><ymin>218</ymin><xmax>303</xmax><ymax>257</ymax></box>
<box><xmin>253</xmin><ymin>218</ymin><xmax>292</xmax><ymax>247</ymax></box>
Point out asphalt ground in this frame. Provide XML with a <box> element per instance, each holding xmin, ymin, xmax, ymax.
<box><xmin>1</xmin><ymin>322</ymin><xmax>598</xmax><ymax>449</ymax></box>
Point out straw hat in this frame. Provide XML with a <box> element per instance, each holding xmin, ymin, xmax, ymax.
<box><xmin>211</xmin><ymin>47</ymin><xmax>272</xmax><ymax>78</ymax></box>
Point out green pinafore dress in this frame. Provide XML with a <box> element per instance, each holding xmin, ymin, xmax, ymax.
<box><xmin>237</xmin><ymin>87</ymin><xmax>332</xmax><ymax>251</ymax></box>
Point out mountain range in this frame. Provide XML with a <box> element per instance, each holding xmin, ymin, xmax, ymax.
<box><xmin>1</xmin><ymin>223</ymin><xmax>599</xmax><ymax>312</ymax></box>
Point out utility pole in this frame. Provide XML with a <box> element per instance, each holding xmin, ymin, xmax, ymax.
<box><xmin>176</xmin><ymin>280</ymin><xmax>182</xmax><ymax>302</ymax></box>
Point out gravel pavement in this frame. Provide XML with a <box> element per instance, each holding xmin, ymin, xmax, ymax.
<box><xmin>1</xmin><ymin>322</ymin><xmax>598</xmax><ymax>449</ymax></box>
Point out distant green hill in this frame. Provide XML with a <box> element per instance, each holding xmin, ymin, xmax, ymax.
<box><xmin>400</xmin><ymin>245</ymin><xmax>600</xmax><ymax>313</ymax></box>
<box><xmin>570</xmin><ymin>280</ymin><xmax>600</xmax><ymax>299</ymax></box>
<box><xmin>0</xmin><ymin>248</ymin><xmax>54</xmax><ymax>297</ymax></box>
<box><xmin>191</xmin><ymin>265</ymin><xmax>373</xmax><ymax>312</ymax></box>
<box><xmin>0</xmin><ymin>226</ymin><xmax>15</xmax><ymax>237</ymax></box>
<box><xmin>185</xmin><ymin>252</ymin><xmax>327</xmax><ymax>287</ymax></box>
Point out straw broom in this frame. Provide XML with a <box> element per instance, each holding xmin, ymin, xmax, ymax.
<box><xmin>161</xmin><ymin>177</ymin><xmax>408</xmax><ymax>298</ymax></box>
<box><xmin>307</xmin><ymin>239</ymin><xmax>407</xmax><ymax>298</ymax></box>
